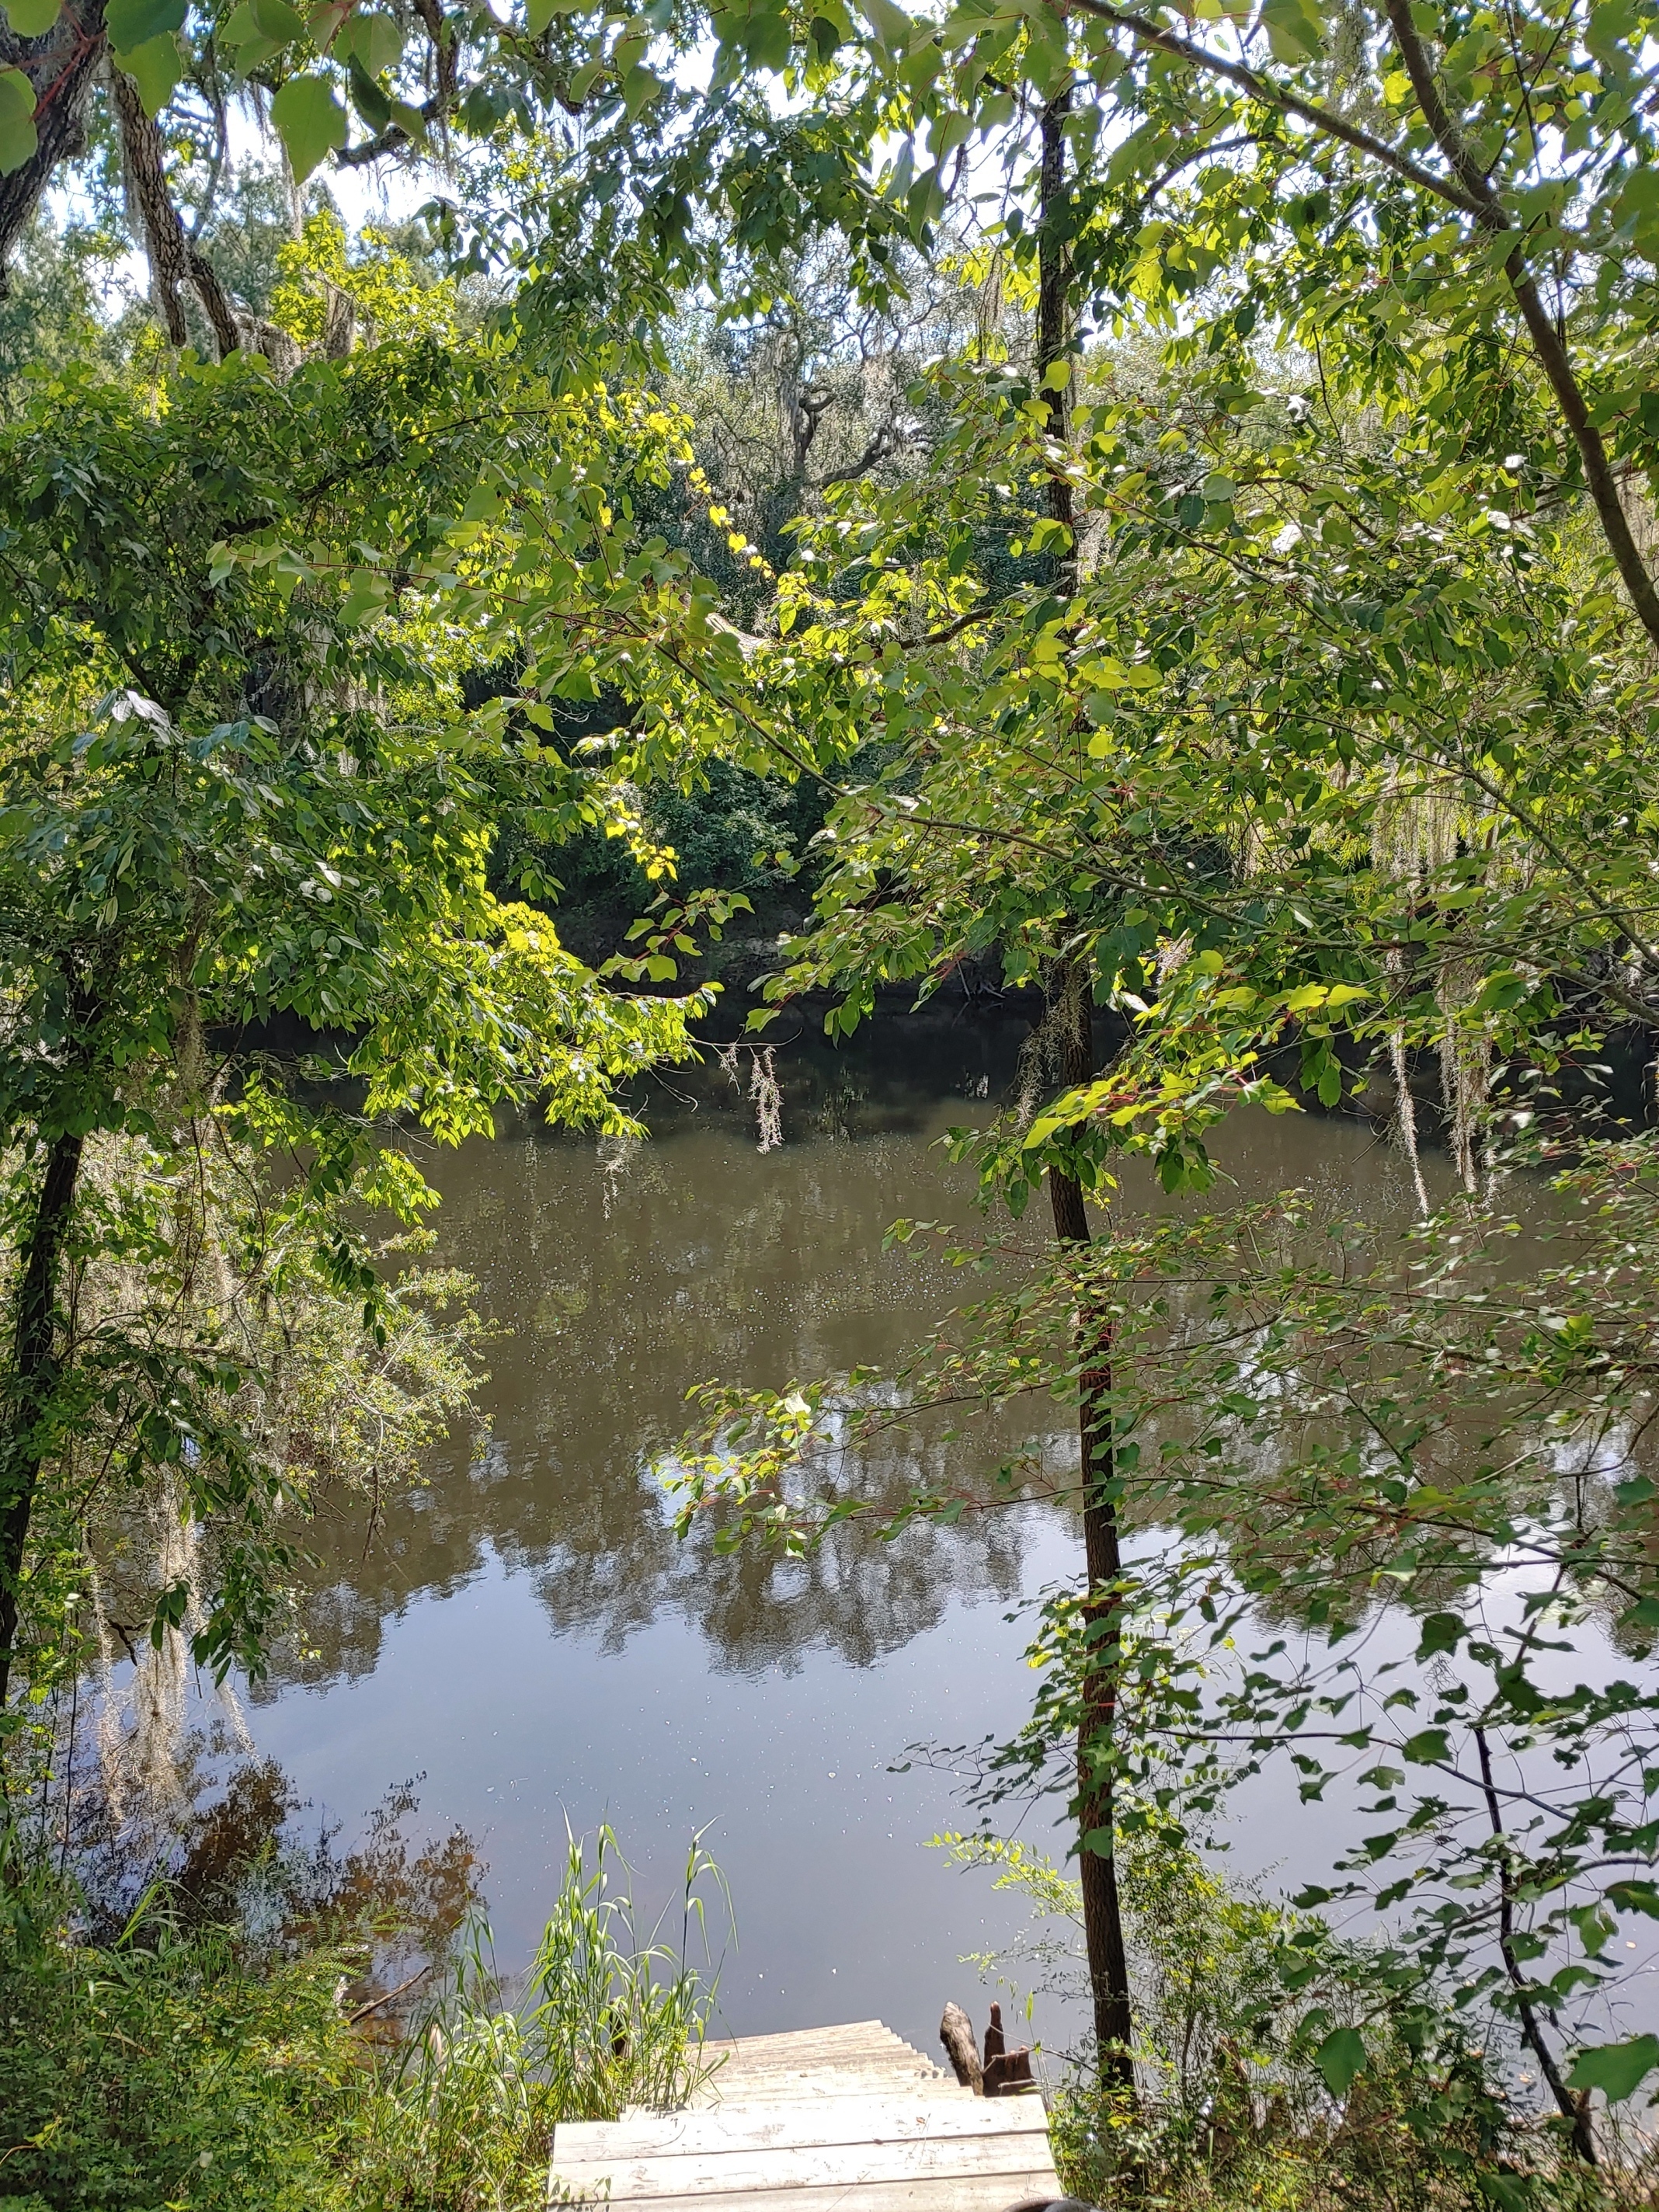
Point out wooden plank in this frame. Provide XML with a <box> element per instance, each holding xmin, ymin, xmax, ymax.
<box><xmin>547</xmin><ymin>2017</ymin><xmax>1056</xmax><ymax>2209</ymax></box>
<box><xmin>549</xmin><ymin>2172</ymin><xmax>1062</xmax><ymax>2211</ymax></box>
<box><xmin>697</xmin><ymin>2047</ymin><xmax>944</xmax><ymax>2076</ymax></box>
<box><xmin>553</xmin><ymin>2095</ymin><xmax>1049</xmax><ymax>2162</ymax></box>
<box><xmin>697</xmin><ymin>2025</ymin><xmax>894</xmax><ymax>2057</ymax></box>
<box><xmin>691</xmin><ymin>2078</ymin><xmax>962</xmax><ymax>2109</ymax></box>
<box><xmin>548</xmin><ymin>2130</ymin><xmax>1059</xmax><ymax>2200</ymax></box>
<box><xmin>695</xmin><ymin>2061</ymin><xmax>949</xmax><ymax>2092</ymax></box>
<box><xmin>695</xmin><ymin>2064</ymin><xmax>956</xmax><ymax>2093</ymax></box>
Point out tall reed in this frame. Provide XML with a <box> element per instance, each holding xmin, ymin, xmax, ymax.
<box><xmin>352</xmin><ymin>1824</ymin><xmax>728</xmax><ymax>2209</ymax></box>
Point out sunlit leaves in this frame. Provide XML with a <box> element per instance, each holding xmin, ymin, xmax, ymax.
<box><xmin>0</xmin><ymin>337</ymin><xmax>732</xmax><ymax>1692</ymax></box>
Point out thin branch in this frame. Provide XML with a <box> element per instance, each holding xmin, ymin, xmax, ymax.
<box><xmin>1052</xmin><ymin>0</ymin><xmax>1487</xmax><ymax>211</ymax></box>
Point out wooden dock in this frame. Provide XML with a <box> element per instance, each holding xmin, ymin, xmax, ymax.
<box><xmin>548</xmin><ymin>2019</ymin><xmax>1063</xmax><ymax>2210</ymax></box>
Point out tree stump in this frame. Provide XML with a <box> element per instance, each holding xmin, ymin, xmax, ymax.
<box><xmin>983</xmin><ymin>2002</ymin><xmax>1035</xmax><ymax>2096</ymax></box>
<box><xmin>939</xmin><ymin>1999</ymin><xmax>983</xmax><ymax>2093</ymax></box>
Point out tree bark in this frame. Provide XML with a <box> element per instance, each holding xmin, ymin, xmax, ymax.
<box><xmin>1037</xmin><ymin>86</ymin><xmax>1076</xmax><ymax>583</ymax></box>
<box><xmin>0</xmin><ymin>0</ymin><xmax>108</xmax><ymax>276</ymax></box>
<box><xmin>940</xmin><ymin>2000</ymin><xmax>985</xmax><ymax>2092</ymax></box>
<box><xmin>0</xmin><ymin>1126</ymin><xmax>85</xmax><ymax>1713</ymax></box>
<box><xmin>110</xmin><ymin>62</ymin><xmax>240</xmax><ymax>358</ymax></box>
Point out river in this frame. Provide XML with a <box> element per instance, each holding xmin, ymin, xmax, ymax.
<box><xmin>238</xmin><ymin>1010</ymin><xmax>1459</xmax><ymax>2065</ymax></box>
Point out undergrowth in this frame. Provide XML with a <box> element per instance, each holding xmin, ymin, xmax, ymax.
<box><xmin>941</xmin><ymin>1828</ymin><xmax>1659</xmax><ymax>2212</ymax></box>
<box><xmin>0</xmin><ymin>1777</ymin><xmax>725</xmax><ymax>2212</ymax></box>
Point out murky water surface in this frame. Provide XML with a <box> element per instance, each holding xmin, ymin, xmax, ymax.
<box><xmin>244</xmin><ymin>1014</ymin><xmax>1438</xmax><ymax>2059</ymax></box>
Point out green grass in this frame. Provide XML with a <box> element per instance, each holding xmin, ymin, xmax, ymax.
<box><xmin>0</xmin><ymin>1823</ymin><xmax>724</xmax><ymax>2212</ymax></box>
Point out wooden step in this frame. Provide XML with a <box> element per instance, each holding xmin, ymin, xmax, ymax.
<box><xmin>551</xmin><ymin>2186</ymin><xmax>1062</xmax><ymax>2212</ymax></box>
<box><xmin>548</xmin><ymin>2021</ymin><xmax>1060</xmax><ymax>2209</ymax></box>
<box><xmin>561</xmin><ymin>2092</ymin><xmax>1045</xmax><ymax>2162</ymax></box>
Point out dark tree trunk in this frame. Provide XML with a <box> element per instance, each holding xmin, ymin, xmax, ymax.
<box><xmin>110</xmin><ymin>64</ymin><xmax>240</xmax><ymax>357</ymax></box>
<box><xmin>0</xmin><ymin>1127</ymin><xmax>85</xmax><ymax>1714</ymax></box>
<box><xmin>0</xmin><ymin>0</ymin><xmax>108</xmax><ymax>276</ymax></box>
<box><xmin>1048</xmin><ymin>1021</ymin><xmax>1136</xmax><ymax>2097</ymax></box>
<box><xmin>1035</xmin><ymin>70</ymin><xmax>1136</xmax><ymax>2099</ymax></box>
<box><xmin>1037</xmin><ymin>88</ymin><xmax>1076</xmax><ymax>574</ymax></box>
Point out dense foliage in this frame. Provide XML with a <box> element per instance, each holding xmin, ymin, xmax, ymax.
<box><xmin>8</xmin><ymin>0</ymin><xmax>1659</xmax><ymax>2196</ymax></box>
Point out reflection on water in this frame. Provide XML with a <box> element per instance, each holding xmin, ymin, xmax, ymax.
<box><xmin>244</xmin><ymin>1014</ymin><xmax>1434</xmax><ymax>2055</ymax></box>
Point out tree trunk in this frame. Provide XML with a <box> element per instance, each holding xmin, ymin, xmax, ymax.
<box><xmin>1047</xmin><ymin>1019</ymin><xmax>1136</xmax><ymax>2098</ymax></box>
<box><xmin>1037</xmin><ymin>88</ymin><xmax>1076</xmax><ymax>575</ymax></box>
<box><xmin>110</xmin><ymin>62</ymin><xmax>240</xmax><ymax>358</ymax></box>
<box><xmin>1035</xmin><ymin>75</ymin><xmax>1136</xmax><ymax>2099</ymax></box>
<box><xmin>0</xmin><ymin>0</ymin><xmax>108</xmax><ymax>275</ymax></box>
<box><xmin>0</xmin><ymin>1127</ymin><xmax>85</xmax><ymax>1714</ymax></box>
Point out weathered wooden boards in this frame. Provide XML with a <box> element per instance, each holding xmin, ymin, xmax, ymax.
<box><xmin>548</xmin><ymin>2019</ymin><xmax>1063</xmax><ymax>2210</ymax></box>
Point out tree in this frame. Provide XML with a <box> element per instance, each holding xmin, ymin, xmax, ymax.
<box><xmin>650</xmin><ymin>183</ymin><xmax>1659</xmax><ymax>2128</ymax></box>
<box><xmin>0</xmin><ymin>326</ymin><xmax>720</xmax><ymax>1721</ymax></box>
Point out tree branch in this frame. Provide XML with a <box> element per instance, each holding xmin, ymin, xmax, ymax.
<box><xmin>1379</xmin><ymin>0</ymin><xmax>1659</xmax><ymax>653</ymax></box>
<box><xmin>1053</xmin><ymin>0</ymin><xmax>1486</xmax><ymax>213</ymax></box>
<box><xmin>1041</xmin><ymin>0</ymin><xmax>1659</xmax><ymax>654</ymax></box>
<box><xmin>1473</xmin><ymin>1725</ymin><xmax>1598</xmax><ymax>2165</ymax></box>
<box><xmin>111</xmin><ymin>62</ymin><xmax>239</xmax><ymax>358</ymax></box>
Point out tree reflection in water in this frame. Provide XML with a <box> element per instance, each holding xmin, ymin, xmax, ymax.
<box><xmin>249</xmin><ymin>1013</ymin><xmax>1421</xmax><ymax>1699</ymax></box>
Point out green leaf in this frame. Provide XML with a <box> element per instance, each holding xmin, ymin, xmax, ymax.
<box><xmin>220</xmin><ymin>1</ymin><xmax>285</xmax><ymax>65</ymax></box>
<box><xmin>339</xmin><ymin>581</ymin><xmax>388</xmax><ymax>628</ymax></box>
<box><xmin>106</xmin><ymin>0</ymin><xmax>185</xmax><ymax>48</ymax></box>
<box><xmin>249</xmin><ymin>0</ymin><xmax>308</xmax><ymax>37</ymax></box>
<box><xmin>270</xmin><ymin>70</ymin><xmax>347</xmax><ymax>180</ymax></box>
<box><xmin>3</xmin><ymin>0</ymin><xmax>60</xmax><ymax>34</ymax></box>
<box><xmin>1315</xmin><ymin>2026</ymin><xmax>1367</xmax><ymax>2097</ymax></box>
<box><xmin>621</xmin><ymin>60</ymin><xmax>663</xmax><ymax>115</ymax></box>
<box><xmin>1609</xmin><ymin>1881</ymin><xmax>1659</xmax><ymax>1920</ymax></box>
<box><xmin>339</xmin><ymin>6</ymin><xmax>401</xmax><ymax>71</ymax></box>
<box><xmin>348</xmin><ymin>53</ymin><xmax>391</xmax><ymax>127</ymax></box>
<box><xmin>0</xmin><ymin>65</ymin><xmax>36</xmax><ymax>177</ymax></box>
<box><xmin>117</xmin><ymin>31</ymin><xmax>186</xmax><ymax>115</ymax></box>
<box><xmin>1566</xmin><ymin>2035</ymin><xmax>1659</xmax><ymax>2102</ymax></box>
<box><xmin>856</xmin><ymin>0</ymin><xmax>911</xmax><ymax>47</ymax></box>
<box><xmin>736</xmin><ymin>7</ymin><xmax>791</xmax><ymax>66</ymax></box>
<box><xmin>1400</xmin><ymin>1729</ymin><xmax>1450</xmax><ymax>1765</ymax></box>
<box><xmin>1416</xmin><ymin>1610</ymin><xmax>1464</xmax><ymax>1657</ymax></box>
<box><xmin>1260</xmin><ymin>0</ymin><xmax>1321</xmax><ymax>60</ymax></box>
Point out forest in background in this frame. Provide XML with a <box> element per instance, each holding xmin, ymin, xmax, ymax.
<box><xmin>8</xmin><ymin>0</ymin><xmax>1659</xmax><ymax>2200</ymax></box>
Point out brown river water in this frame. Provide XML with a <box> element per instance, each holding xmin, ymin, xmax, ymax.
<box><xmin>237</xmin><ymin>1011</ymin><xmax>1466</xmax><ymax>2062</ymax></box>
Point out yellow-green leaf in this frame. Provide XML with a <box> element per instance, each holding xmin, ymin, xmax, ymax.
<box><xmin>0</xmin><ymin>65</ymin><xmax>36</xmax><ymax>177</ymax></box>
<box><xmin>2</xmin><ymin>0</ymin><xmax>60</xmax><ymax>35</ymax></box>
